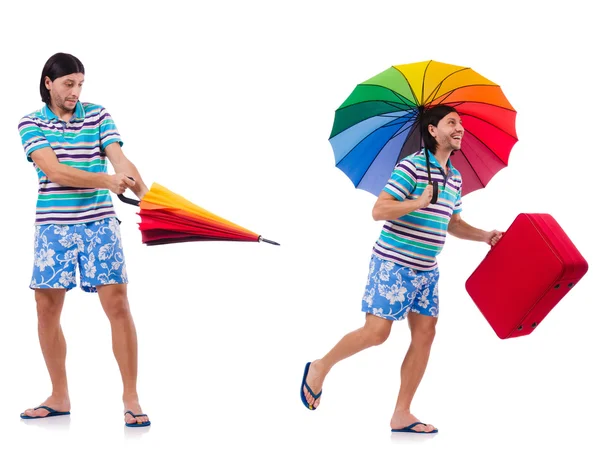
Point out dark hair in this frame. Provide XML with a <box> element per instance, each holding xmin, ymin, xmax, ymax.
<box><xmin>421</xmin><ymin>105</ymin><xmax>458</xmax><ymax>154</ymax></box>
<box><xmin>39</xmin><ymin>53</ymin><xmax>85</xmax><ymax>105</ymax></box>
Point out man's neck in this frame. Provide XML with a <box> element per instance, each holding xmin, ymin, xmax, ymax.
<box><xmin>431</xmin><ymin>147</ymin><xmax>451</xmax><ymax>172</ymax></box>
<box><xmin>48</xmin><ymin>104</ymin><xmax>74</xmax><ymax>122</ymax></box>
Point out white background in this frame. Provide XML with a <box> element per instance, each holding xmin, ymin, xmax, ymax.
<box><xmin>1</xmin><ymin>1</ymin><xmax>598</xmax><ymax>454</ymax></box>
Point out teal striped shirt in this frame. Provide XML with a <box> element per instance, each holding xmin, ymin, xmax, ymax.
<box><xmin>18</xmin><ymin>102</ymin><xmax>122</xmax><ymax>225</ymax></box>
<box><xmin>373</xmin><ymin>149</ymin><xmax>463</xmax><ymax>271</ymax></box>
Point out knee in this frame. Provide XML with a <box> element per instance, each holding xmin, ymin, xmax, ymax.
<box><xmin>411</xmin><ymin>326</ymin><xmax>436</xmax><ymax>346</ymax></box>
<box><xmin>35</xmin><ymin>292</ymin><xmax>63</xmax><ymax>325</ymax></box>
<box><xmin>100</xmin><ymin>287</ymin><xmax>131</xmax><ymax>320</ymax></box>
<box><xmin>105</xmin><ymin>297</ymin><xmax>130</xmax><ymax>320</ymax></box>
<box><xmin>364</xmin><ymin>325</ymin><xmax>391</xmax><ymax>346</ymax></box>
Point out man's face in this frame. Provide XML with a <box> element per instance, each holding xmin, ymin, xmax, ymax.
<box><xmin>430</xmin><ymin>112</ymin><xmax>464</xmax><ymax>152</ymax></box>
<box><xmin>45</xmin><ymin>72</ymin><xmax>84</xmax><ymax>113</ymax></box>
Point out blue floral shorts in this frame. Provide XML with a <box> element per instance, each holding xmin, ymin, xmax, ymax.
<box><xmin>361</xmin><ymin>254</ymin><xmax>439</xmax><ymax>321</ymax></box>
<box><xmin>31</xmin><ymin>217</ymin><xmax>128</xmax><ymax>293</ymax></box>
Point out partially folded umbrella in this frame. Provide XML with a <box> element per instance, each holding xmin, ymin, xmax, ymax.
<box><xmin>117</xmin><ymin>182</ymin><xmax>279</xmax><ymax>246</ymax></box>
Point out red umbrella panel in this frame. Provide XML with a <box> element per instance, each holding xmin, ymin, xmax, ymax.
<box><xmin>118</xmin><ymin>183</ymin><xmax>279</xmax><ymax>246</ymax></box>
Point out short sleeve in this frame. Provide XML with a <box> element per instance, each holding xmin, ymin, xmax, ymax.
<box><xmin>18</xmin><ymin>117</ymin><xmax>51</xmax><ymax>162</ymax></box>
<box><xmin>99</xmin><ymin>108</ymin><xmax>123</xmax><ymax>150</ymax></box>
<box><xmin>383</xmin><ymin>159</ymin><xmax>418</xmax><ymax>201</ymax></box>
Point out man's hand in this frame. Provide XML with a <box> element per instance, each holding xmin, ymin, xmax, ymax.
<box><xmin>417</xmin><ymin>184</ymin><xmax>434</xmax><ymax>208</ymax></box>
<box><xmin>108</xmin><ymin>173</ymin><xmax>135</xmax><ymax>195</ymax></box>
<box><xmin>486</xmin><ymin>230</ymin><xmax>504</xmax><ymax>246</ymax></box>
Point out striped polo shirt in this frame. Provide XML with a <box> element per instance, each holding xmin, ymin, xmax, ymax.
<box><xmin>372</xmin><ymin>149</ymin><xmax>463</xmax><ymax>271</ymax></box>
<box><xmin>18</xmin><ymin>102</ymin><xmax>122</xmax><ymax>225</ymax></box>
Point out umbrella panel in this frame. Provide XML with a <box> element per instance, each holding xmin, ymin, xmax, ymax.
<box><xmin>137</xmin><ymin>208</ymin><xmax>259</xmax><ymax>243</ymax></box>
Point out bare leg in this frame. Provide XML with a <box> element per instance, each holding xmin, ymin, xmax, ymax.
<box><xmin>96</xmin><ymin>284</ymin><xmax>149</xmax><ymax>425</ymax></box>
<box><xmin>303</xmin><ymin>313</ymin><xmax>393</xmax><ymax>409</ymax></box>
<box><xmin>21</xmin><ymin>289</ymin><xmax>71</xmax><ymax>417</ymax></box>
<box><xmin>390</xmin><ymin>311</ymin><xmax>437</xmax><ymax>432</ymax></box>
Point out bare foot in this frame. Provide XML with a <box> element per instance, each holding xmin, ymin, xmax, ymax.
<box><xmin>124</xmin><ymin>395</ymin><xmax>150</xmax><ymax>426</ymax></box>
<box><xmin>21</xmin><ymin>395</ymin><xmax>71</xmax><ymax>418</ymax></box>
<box><xmin>303</xmin><ymin>360</ymin><xmax>326</xmax><ymax>409</ymax></box>
<box><xmin>390</xmin><ymin>411</ymin><xmax>436</xmax><ymax>433</ymax></box>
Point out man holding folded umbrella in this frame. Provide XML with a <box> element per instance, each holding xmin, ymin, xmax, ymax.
<box><xmin>301</xmin><ymin>105</ymin><xmax>503</xmax><ymax>433</ymax></box>
<box><xmin>17</xmin><ymin>52</ymin><xmax>151</xmax><ymax>427</ymax></box>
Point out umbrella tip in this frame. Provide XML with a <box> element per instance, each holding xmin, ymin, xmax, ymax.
<box><xmin>259</xmin><ymin>236</ymin><xmax>280</xmax><ymax>246</ymax></box>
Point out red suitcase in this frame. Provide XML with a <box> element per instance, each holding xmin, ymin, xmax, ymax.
<box><xmin>465</xmin><ymin>213</ymin><xmax>588</xmax><ymax>339</ymax></box>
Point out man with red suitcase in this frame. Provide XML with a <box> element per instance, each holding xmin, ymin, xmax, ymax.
<box><xmin>301</xmin><ymin>105</ymin><xmax>503</xmax><ymax>433</ymax></box>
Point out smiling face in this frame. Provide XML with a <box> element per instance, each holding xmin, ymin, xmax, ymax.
<box><xmin>428</xmin><ymin>111</ymin><xmax>464</xmax><ymax>152</ymax></box>
<box><xmin>45</xmin><ymin>72</ymin><xmax>84</xmax><ymax>115</ymax></box>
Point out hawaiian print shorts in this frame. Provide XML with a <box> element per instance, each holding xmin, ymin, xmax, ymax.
<box><xmin>361</xmin><ymin>254</ymin><xmax>439</xmax><ymax>321</ymax></box>
<box><xmin>31</xmin><ymin>217</ymin><xmax>128</xmax><ymax>293</ymax></box>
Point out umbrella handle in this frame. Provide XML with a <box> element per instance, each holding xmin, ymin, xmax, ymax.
<box><xmin>430</xmin><ymin>181</ymin><xmax>439</xmax><ymax>204</ymax></box>
<box><xmin>423</xmin><ymin>147</ymin><xmax>439</xmax><ymax>205</ymax></box>
<box><xmin>117</xmin><ymin>194</ymin><xmax>140</xmax><ymax>207</ymax></box>
<box><xmin>116</xmin><ymin>176</ymin><xmax>140</xmax><ymax>206</ymax></box>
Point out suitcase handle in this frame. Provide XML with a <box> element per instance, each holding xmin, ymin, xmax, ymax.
<box><xmin>490</xmin><ymin>231</ymin><xmax>505</xmax><ymax>248</ymax></box>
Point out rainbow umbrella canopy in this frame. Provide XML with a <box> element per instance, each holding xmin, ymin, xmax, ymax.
<box><xmin>329</xmin><ymin>60</ymin><xmax>518</xmax><ymax>197</ymax></box>
<box><xmin>118</xmin><ymin>183</ymin><xmax>279</xmax><ymax>246</ymax></box>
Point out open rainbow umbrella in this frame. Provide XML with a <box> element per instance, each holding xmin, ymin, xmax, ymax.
<box><xmin>329</xmin><ymin>60</ymin><xmax>518</xmax><ymax>197</ymax></box>
<box><xmin>117</xmin><ymin>183</ymin><xmax>279</xmax><ymax>246</ymax></box>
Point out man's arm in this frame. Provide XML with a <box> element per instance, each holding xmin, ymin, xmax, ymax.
<box><xmin>30</xmin><ymin>147</ymin><xmax>133</xmax><ymax>194</ymax></box>
<box><xmin>448</xmin><ymin>213</ymin><xmax>503</xmax><ymax>246</ymax></box>
<box><xmin>372</xmin><ymin>185</ymin><xmax>433</xmax><ymax>221</ymax></box>
<box><xmin>104</xmin><ymin>142</ymin><xmax>149</xmax><ymax>199</ymax></box>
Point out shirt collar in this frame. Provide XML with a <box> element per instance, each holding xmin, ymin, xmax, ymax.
<box><xmin>42</xmin><ymin>101</ymin><xmax>85</xmax><ymax>122</ymax></box>
<box><xmin>424</xmin><ymin>148</ymin><xmax>458</xmax><ymax>177</ymax></box>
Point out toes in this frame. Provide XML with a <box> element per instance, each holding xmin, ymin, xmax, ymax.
<box><xmin>303</xmin><ymin>381</ymin><xmax>322</xmax><ymax>409</ymax></box>
<box><xmin>420</xmin><ymin>424</ymin><xmax>436</xmax><ymax>433</ymax></box>
<box><xmin>306</xmin><ymin>392</ymin><xmax>319</xmax><ymax>408</ymax></box>
<box><xmin>32</xmin><ymin>408</ymin><xmax>49</xmax><ymax>417</ymax></box>
<box><xmin>125</xmin><ymin>411</ymin><xmax>149</xmax><ymax>425</ymax></box>
<box><xmin>411</xmin><ymin>424</ymin><xmax>429</xmax><ymax>433</ymax></box>
<box><xmin>303</xmin><ymin>387</ymin><xmax>314</xmax><ymax>406</ymax></box>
